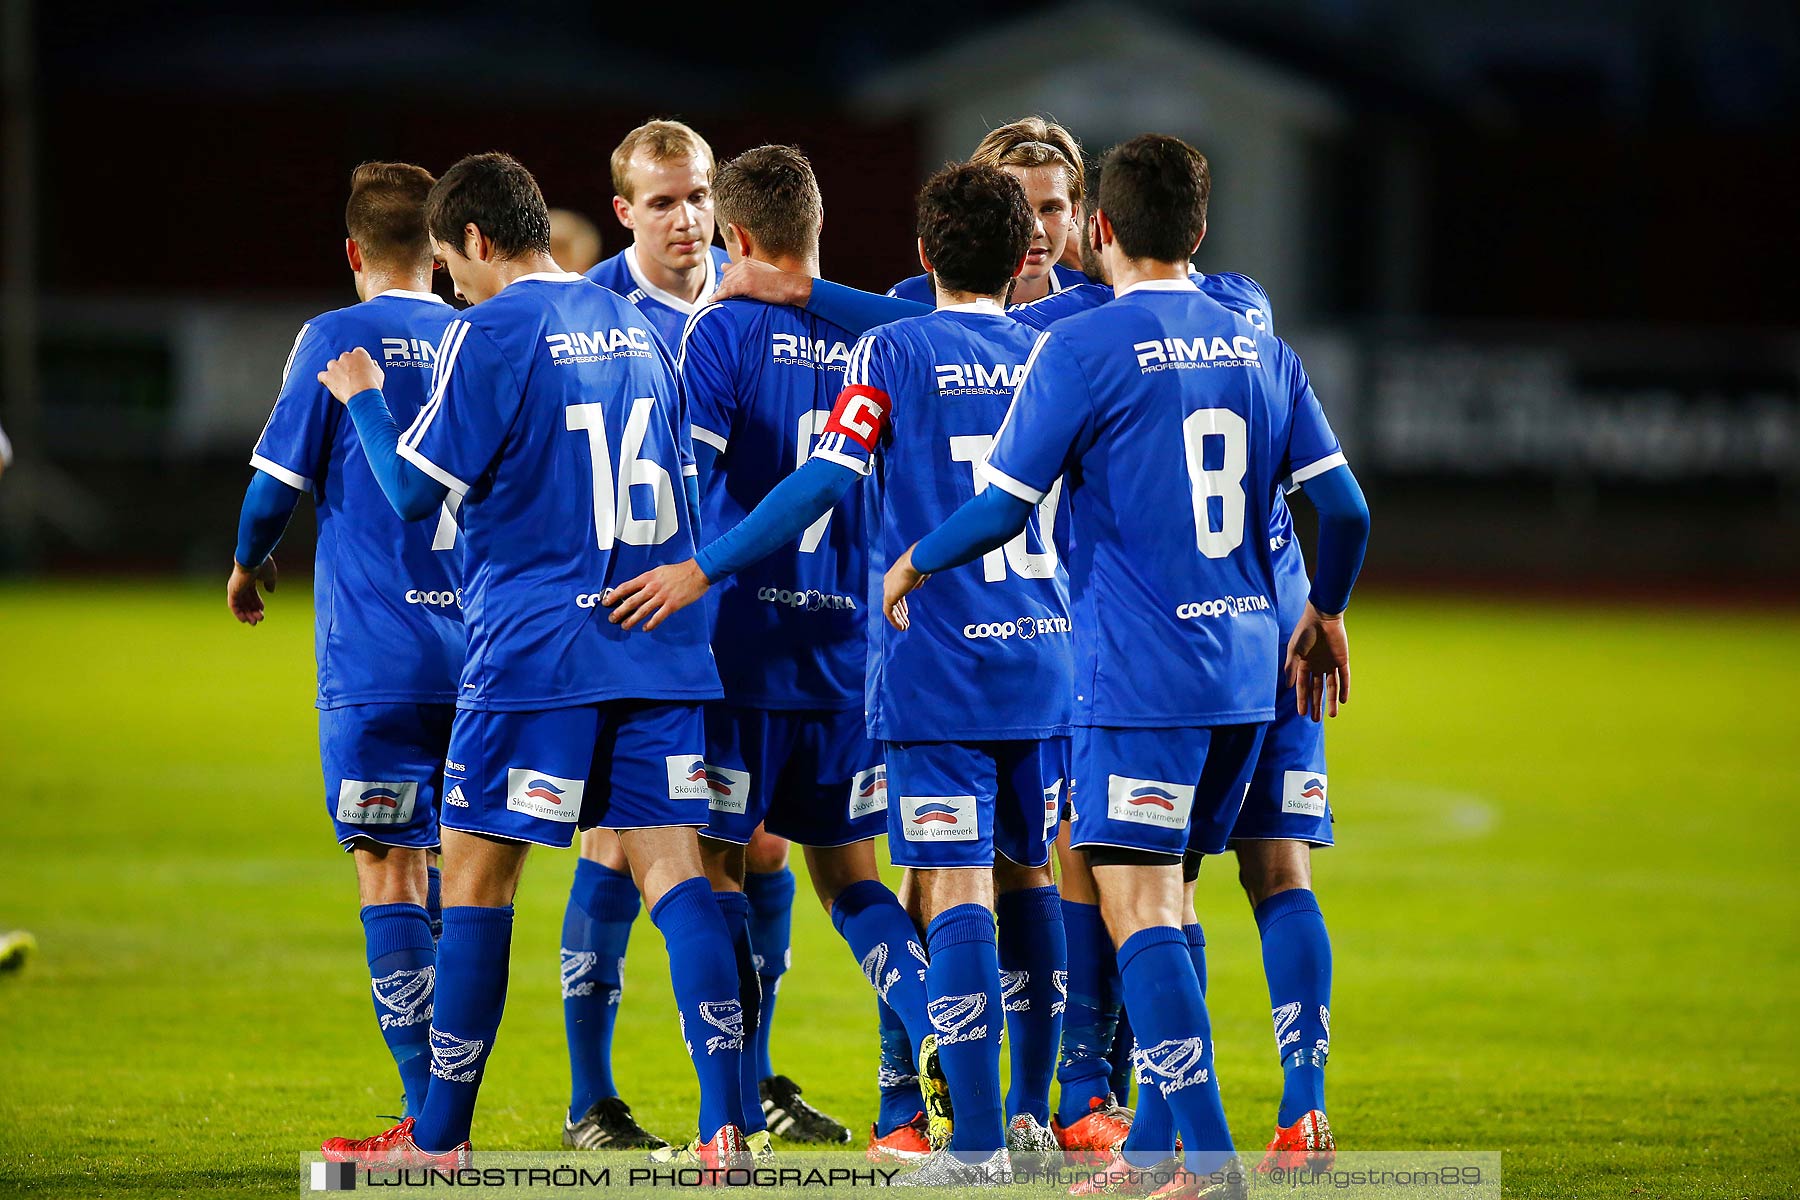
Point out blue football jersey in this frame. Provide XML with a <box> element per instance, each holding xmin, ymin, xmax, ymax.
<box><xmin>888</xmin><ymin>263</ymin><xmax>1086</xmax><ymax>305</ymax></box>
<box><xmin>813</xmin><ymin>302</ymin><xmax>1073</xmax><ymax>741</ymax></box>
<box><xmin>981</xmin><ymin>278</ymin><xmax>1344</xmax><ymax>727</ymax></box>
<box><xmin>585</xmin><ymin>245</ymin><xmax>729</xmax><ymax>352</ymax></box>
<box><xmin>679</xmin><ymin>298</ymin><xmax>863</xmax><ymax>710</ymax></box>
<box><xmin>251</xmin><ymin>290</ymin><xmax>463</xmax><ymax>708</ymax></box>
<box><xmin>397</xmin><ymin>272</ymin><xmax>720</xmax><ymax>711</ymax></box>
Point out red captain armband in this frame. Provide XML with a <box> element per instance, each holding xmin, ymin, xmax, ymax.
<box><xmin>822</xmin><ymin>385</ymin><xmax>890</xmax><ymax>451</ymax></box>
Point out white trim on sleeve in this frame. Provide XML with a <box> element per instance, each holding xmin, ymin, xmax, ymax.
<box><xmin>689</xmin><ymin>424</ymin><xmax>728</xmax><ymax>453</ymax></box>
<box><xmin>397</xmin><ymin>442</ymin><xmax>471</xmax><ymax>496</ymax></box>
<box><xmin>977</xmin><ymin>461</ymin><xmax>1046</xmax><ymax>505</ymax></box>
<box><xmin>249</xmin><ymin>453</ymin><xmax>312</xmax><ymax>492</ymax></box>
<box><xmin>810</xmin><ymin>446</ymin><xmax>872</xmax><ymax>476</ymax></box>
<box><xmin>1289</xmin><ymin>451</ymin><xmax>1348</xmax><ymax>486</ymax></box>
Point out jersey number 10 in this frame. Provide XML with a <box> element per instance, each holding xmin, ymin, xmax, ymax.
<box><xmin>950</xmin><ymin>434</ymin><xmax>1061</xmax><ymax>582</ymax></box>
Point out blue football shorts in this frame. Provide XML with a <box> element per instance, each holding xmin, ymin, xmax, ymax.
<box><xmin>439</xmin><ymin>701</ymin><xmax>709</xmax><ymax>849</ymax></box>
<box><xmin>1069</xmin><ymin>723</ymin><xmax>1267</xmax><ymax>859</ymax></box>
<box><xmin>318</xmin><ymin>703</ymin><xmax>455</xmax><ymax>851</ymax></box>
<box><xmin>700</xmin><ymin>704</ymin><xmax>885</xmax><ymax>848</ymax></box>
<box><xmin>1226</xmin><ymin>680</ymin><xmax>1333</xmax><ymax>847</ymax></box>
<box><xmin>884</xmin><ymin>737</ymin><xmax>1069</xmax><ymax>870</ymax></box>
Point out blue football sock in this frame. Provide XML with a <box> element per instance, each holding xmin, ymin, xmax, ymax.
<box><xmin>1056</xmin><ymin>899</ymin><xmax>1122</xmax><ymax>1125</ymax></box>
<box><xmin>744</xmin><ymin>867</ymin><xmax>796</xmax><ymax>1081</ymax></box>
<box><xmin>562</xmin><ymin>858</ymin><xmax>639</xmax><ymax>1120</ymax></box>
<box><xmin>926</xmin><ymin>904</ymin><xmax>1006</xmax><ymax>1154</ymax></box>
<box><xmin>1110</xmin><ymin>1004</ymin><xmax>1135</xmax><ymax>1105</ymax></box>
<box><xmin>830</xmin><ymin>879</ymin><xmax>933</xmax><ymax>1053</ymax></box>
<box><xmin>361</xmin><ymin>902</ymin><xmax>436</xmax><ymax>1120</ymax></box>
<box><xmin>1255</xmin><ymin>889</ymin><xmax>1332</xmax><ymax>1125</ymax></box>
<box><xmin>413</xmin><ymin>905</ymin><xmax>513</xmax><ymax>1153</ymax></box>
<box><xmin>998</xmin><ymin>886</ymin><xmax>1065</xmax><ymax>1124</ymax></box>
<box><xmin>1123</xmin><ymin>923</ymin><xmax>1206</xmax><ymax>1165</ymax></box>
<box><xmin>425</xmin><ymin>865</ymin><xmax>443</xmax><ymax>942</ymax></box>
<box><xmin>715</xmin><ymin>890</ymin><xmax>768</xmax><ymax>1135</ymax></box>
<box><xmin>875</xmin><ymin>993</ymin><xmax>922</xmax><ymax>1136</ymax></box>
<box><xmin>651</xmin><ymin>877</ymin><xmax>746</xmax><ymax>1139</ymax></box>
<box><xmin>1117</xmin><ymin>927</ymin><xmax>1233</xmax><ymax>1175</ymax></box>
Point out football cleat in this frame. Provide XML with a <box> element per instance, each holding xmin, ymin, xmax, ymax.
<box><xmin>320</xmin><ymin>1117</ymin><xmax>471</xmax><ymax>1168</ymax></box>
<box><xmin>1258</xmin><ymin>1110</ymin><xmax>1334</xmax><ymax>1172</ymax></box>
<box><xmin>894</xmin><ymin>1147</ymin><xmax>1011</xmax><ymax>1187</ymax></box>
<box><xmin>0</xmin><ymin>930</ymin><xmax>36</xmax><ymax>974</ymax></box>
<box><xmin>759</xmin><ymin>1074</ymin><xmax>851</xmax><ymax>1144</ymax></box>
<box><xmin>1054</xmin><ymin>1093</ymin><xmax>1135</xmax><ymax>1161</ymax></box>
<box><xmin>916</xmin><ymin>1035</ymin><xmax>955</xmax><ymax>1151</ymax></box>
<box><xmin>1007</xmin><ymin>1112</ymin><xmax>1062</xmax><ymax>1168</ymax></box>
<box><xmin>1146</xmin><ymin>1165</ymin><xmax>1247</xmax><ymax>1200</ymax></box>
<box><xmin>746</xmin><ymin>1129</ymin><xmax>775</xmax><ymax>1165</ymax></box>
<box><xmin>564</xmin><ymin>1096</ymin><xmax>669</xmax><ymax>1151</ymax></box>
<box><xmin>650</xmin><ymin>1125</ymin><xmax>752</xmax><ymax>1175</ymax></box>
<box><xmin>866</xmin><ymin>1112</ymin><xmax>932</xmax><ymax>1164</ymax></box>
<box><xmin>1070</xmin><ymin>1152</ymin><xmax>1182</xmax><ymax>1197</ymax></box>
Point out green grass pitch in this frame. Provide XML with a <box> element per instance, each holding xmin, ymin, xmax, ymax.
<box><xmin>0</xmin><ymin>582</ymin><xmax>1794</xmax><ymax>1197</ymax></box>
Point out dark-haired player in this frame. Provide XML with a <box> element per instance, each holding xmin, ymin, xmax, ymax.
<box><xmin>885</xmin><ymin>134</ymin><xmax>1369</xmax><ymax>1200</ymax></box>
<box><xmin>609</xmin><ymin>162</ymin><xmax>1075</xmax><ymax>1180</ymax></box>
<box><xmin>315</xmin><ymin>152</ymin><xmax>751</xmax><ymax>1169</ymax></box>
<box><xmin>227</xmin><ymin>162</ymin><xmax>459</xmax><ymax>1123</ymax></box>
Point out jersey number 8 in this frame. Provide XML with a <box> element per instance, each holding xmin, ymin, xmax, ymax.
<box><xmin>1182</xmin><ymin>408</ymin><xmax>1247</xmax><ymax>558</ymax></box>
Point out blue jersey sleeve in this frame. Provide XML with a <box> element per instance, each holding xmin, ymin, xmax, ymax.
<box><xmin>979</xmin><ymin>332</ymin><xmax>1095</xmax><ymax>504</ymax></box>
<box><xmin>676</xmin><ymin>304</ymin><xmax>740</xmax><ymax>457</ymax></box>
<box><xmin>250</xmin><ymin>320</ymin><xmax>338</xmax><ymax>492</ymax></box>
<box><xmin>396</xmin><ymin>318</ymin><xmax>521</xmax><ymax>494</ymax></box>
<box><xmin>806</xmin><ymin>279</ymin><xmax>929</xmax><ymax>336</ymax></box>
<box><xmin>809</xmin><ymin>332</ymin><xmax>896</xmax><ymax>476</ymax></box>
<box><xmin>1275</xmin><ymin>341</ymin><xmax>1345</xmax><ymax>486</ymax></box>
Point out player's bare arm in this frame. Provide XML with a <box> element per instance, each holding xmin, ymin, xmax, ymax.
<box><xmin>225</xmin><ymin>556</ymin><xmax>279</xmax><ymax>625</ymax></box>
<box><xmin>1285</xmin><ymin>601</ymin><xmax>1350</xmax><ymax>721</ymax></box>
<box><xmin>882</xmin><ymin>545</ymin><xmax>929</xmax><ymax>630</ymax></box>
<box><xmin>710</xmin><ymin>256</ymin><xmax>811</xmax><ymax>306</ymax></box>
<box><xmin>317</xmin><ymin>348</ymin><xmax>385</xmax><ymax>403</ymax></box>
<box><xmin>604</xmin><ymin>559</ymin><xmax>711</xmax><ymax>631</ymax></box>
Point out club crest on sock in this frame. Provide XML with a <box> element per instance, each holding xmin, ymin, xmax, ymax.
<box><xmin>560</xmin><ymin>949</ymin><xmax>598</xmax><ymax>998</ymax></box>
<box><xmin>698</xmin><ymin>999</ymin><xmax>744</xmax><ymax>1054</ymax></box>
<box><xmin>1001</xmin><ymin>969</ymin><xmax>1030</xmax><ymax>1013</ymax></box>
<box><xmin>428</xmin><ymin>1028</ymin><xmax>484</xmax><ymax>1083</ymax></box>
<box><xmin>1136</xmin><ymin>1037</ymin><xmax>1210</xmax><ymax>1094</ymax></box>
<box><xmin>1272</xmin><ymin>1001</ymin><xmax>1303</xmax><ymax>1053</ymax></box>
<box><xmin>1052</xmin><ymin>969</ymin><xmax>1068</xmax><ymax>1017</ymax></box>
<box><xmin>908</xmin><ymin>940</ymin><xmax>929</xmax><ymax>981</ymax></box>
<box><xmin>862</xmin><ymin>943</ymin><xmax>901</xmax><ymax>1002</ymax></box>
<box><xmin>372</xmin><ymin>966</ymin><xmax>435</xmax><ymax>1030</ymax></box>
<box><xmin>926</xmin><ymin>992</ymin><xmax>989</xmax><ymax>1045</ymax></box>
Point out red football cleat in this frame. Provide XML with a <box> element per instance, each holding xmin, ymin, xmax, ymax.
<box><xmin>866</xmin><ymin>1112</ymin><xmax>931</xmax><ymax>1164</ymax></box>
<box><xmin>688</xmin><ymin>1124</ymin><xmax>751</xmax><ymax>1176</ymax></box>
<box><xmin>1069</xmin><ymin>1152</ymin><xmax>1179</xmax><ymax>1196</ymax></box>
<box><xmin>1146</xmin><ymin>1166</ymin><xmax>1245</xmax><ymax>1200</ymax></box>
<box><xmin>1257</xmin><ymin>1110</ymin><xmax>1335</xmax><ymax>1172</ymax></box>
<box><xmin>1053</xmin><ymin>1094</ymin><xmax>1135</xmax><ymax>1163</ymax></box>
<box><xmin>320</xmin><ymin>1117</ymin><xmax>471</xmax><ymax>1168</ymax></box>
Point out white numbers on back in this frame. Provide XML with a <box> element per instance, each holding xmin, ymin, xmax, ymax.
<box><xmin>565</xmin><ymin>398</ymin><xmax>678</xmax><ymax>549</ymax></box>
<box><xmin>949</xmin><ymin>434</ymin><xmax>1061</xmax><ymax>582</ymax></box>
<box><xmin>1181</xmin><ymin>408</ymin><xmax>1247</xmax><ymax>558</ymax></box>
<box><xmin>796</xmin><ymin>409</ymin><xmax>832</xmax><ymax>553</ymax></box>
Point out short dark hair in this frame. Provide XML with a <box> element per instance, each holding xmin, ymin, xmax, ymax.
<box><xmin>917</xmin><ymin>163</ymin><xmax>1034</xmax><ymax>296</ymax></box>
<box><xmin>1097</xmin><ymin>134</ymin><xmax>1210</xmax><ymax>263</ymax></box>
<box><xmin>424</xmin><ymin>152</ymin><xmax>552</xmax><ymax>260</ymax></box>
<box><xmin>713</xmin><ymin>145</ymin><xmax>822</xmax><ymax>262</ymax></box>
<box><xmin>345</xmin><ymin>161</ymin><xmax>436</xmax><ymax>266</ymax></box>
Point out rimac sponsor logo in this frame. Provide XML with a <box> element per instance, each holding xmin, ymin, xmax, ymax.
<box><xmin>545</xmin><ymin>327</ymin><xmax>654</xmax><ymax>363</ymax></box>
<box><xmin>756</xmin><ymin>586</ymin><xmax>856</xmax><ymax>612</ymax></box>
<box><xmin>926</xmin><ymin>992</ymin><xmax>989</xmax><ymax>1045</ymax></box>
<box><xmin>372</xmin><ymin>965</ymin><xmax>434</xmax><ymax>1029</ymax></box>
<box><xmin>1135</xmin><ymin>1036</ymin><xmax>1210</xmax><ymax>1094</ymax></box>
<box><xmin>1106</xmin><ymin>775</ymin><xmax>1196</xmax><ymax>830</ymax></box>
<box><xmin>405</xmin><ymin>588</ymin><xmax>460</xmax><ymax>608</ymax></box>
<box><xmin>666</xmin><ymin>756</ymin><xmax>712</xmax><ymax>802</ymax></box>
<box><xmin>1282</xmin><ymin>771</ymin><xmax>1328</xmax><ymax>818</ymax></box>
<box><xmin>700</xmin><ymin>763</ymin><xmax>750</xmax><ymax>815</ymax></box>
<box><xmin>935</xmin><ymin>362</ymin><xmax>1026</xmax><ymax>395</ymax></box>
<box><xmin>771</xmin><ymin>332</ymin><xmax>852</xmax><ymax>370</ymax></box>
<box><xmin>381</xmin><ymin>337</ymin><xmax>439</xmax><ymax>367</ymax></box>
<box><xmin>849</xmin><ymin>765</ymin><xmax>888</xmax><ymax>819</ymax></box>
<box><xmin>505</xmin><ymin>768</ymin><xmax>583</xmax><ymax>824</ymax></box>
<box><xmin>1134</xmin><ymin>334</ymin><xmax>1260</xmax><ymax>372</ymax></box>
<box><xmin>900</xmin><ymin>794</ymin><xmax>977</xmax><ymax>843</ymax></box>
<box><xmin>963</xmin><ymin>614</ymin><xmax>1072</xmax><ymax>641</ymax></box>
<box><xmin>428</xmin><ymin>1028</ymin><xmax>484</xmax><ymax>1083</ymax></box>
<box><xmin>337</xmin><ymin>780</ymin><xmax>419</xmax><ymax>826</ymax></box>
<box><xmin>1175</xmin><ymin>594</ymin><xmax>1271</xmax><ymax>620</ymax></box>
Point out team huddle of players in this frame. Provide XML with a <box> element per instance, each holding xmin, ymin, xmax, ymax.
<box><xmin>226</xmin><ymin>115</ymin><xmax>1369</xmax><ymax>1195</ymax></box>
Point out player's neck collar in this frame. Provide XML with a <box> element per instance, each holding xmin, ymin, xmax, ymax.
<box><xmin>1116</xmin><ymin>276</ymin><xmax>1199</xmax><ymax>296</ymax></box>
<box><xmin>372</xmin><ymin>288</ymin><xmax>448</xmax><ymax>304</ymax></box>
<box><xmin>511</xmin><ymin>271</ymin><xmax>585</xmax><ymax>284</ymax></box>
<box><xmin>625</xmin><ymin>244</ymin><xmax>715</xmax><ymax>315</ymax></box>
<box><xmin>940</xmin><ymin>298</ymin><xmax>1005</xmax><ymax>315</ymax></box>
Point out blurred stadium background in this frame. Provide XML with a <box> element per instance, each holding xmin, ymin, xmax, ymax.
<box><xmin>1</xmin><ymin>1</ymin><xmax>1796</xmax><ymax>1197</ymax></box>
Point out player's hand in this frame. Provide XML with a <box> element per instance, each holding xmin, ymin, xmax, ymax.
<box><xmin>1284</xmin><ymin>602</ymin><xmax>1350</xmax><ymax>721</ymax></box>
<box><xmin>227</xmin><ymin>557</ymin><xmax>279</xmax><ymax>625</ymax></box>
<box><xmin>711</xmin><ymin>257</ymin><xmax>813</xmax><ymax>307</ymax></box>
<box><xmin>317</xmin><ymin>348</ymin><xmax>385</xmax><ymax>404</ymax></box>
<box><xmin>604</xmin><ymin>559</ymin><xmax>710</xmax><ymax>632</ymax></box>
<box><xmin>883</xmin><ymin>547</ymin><xmax>929</xmax><ymax>631</ymax></box>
